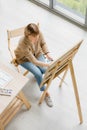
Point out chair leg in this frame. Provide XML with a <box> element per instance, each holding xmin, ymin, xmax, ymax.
<box><xmin>23</xmin><ymin>70</ymin><xmax>29</xmax><ymax>76</ymax></box>
<box><xmin>58</xmin><ymin>67</ymin><xmax>68</xmax><ymax>87</ymax></box>
<box><xmin>16</xmin><ymin>66</ymin><xmax>20</xmax><ymax>73</ymax></box>
<box><xmin>69</xmin><ymin>60</ymin><xmax>83</xmax><ymax>124</ymax></box>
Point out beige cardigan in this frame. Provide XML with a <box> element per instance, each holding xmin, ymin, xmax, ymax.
<box><xmin>14</xmin><ymin>32</ymin><xmax>49</xmax><ymax>67</ymax></box>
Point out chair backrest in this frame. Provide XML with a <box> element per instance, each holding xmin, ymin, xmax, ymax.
<box><xmin>7</xmin><ymin>26</ymin><xmax>30</xmax><ymax>75</ymax></box>
<box><xmin>40</xmin><ymin>40</ymin><xmax>83</xmax><ymax>87</ymax></box>
<box><xmin>7</xmin><ymin>23</ymin><xmax>40</xmax><ymax>60</ymax></box>
<box><xmin>7</xmin><ymin>26</ymin><xmax>25</xmax><ymax>60</ymax></box>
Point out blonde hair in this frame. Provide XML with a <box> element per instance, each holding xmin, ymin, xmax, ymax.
<box><xmin>24</xmin><ymin>23</ymin><xmax>39</xmax><ymax>37</ymax></box>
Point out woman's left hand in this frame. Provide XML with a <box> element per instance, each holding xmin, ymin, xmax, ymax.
<box><xmin>46</xmin><ymin>53</ymin><xmax>53</xmax><ymax>61</ymax></box>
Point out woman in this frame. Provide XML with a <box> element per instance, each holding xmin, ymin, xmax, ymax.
<box><xmin>15</xmin><ymin>23</ymin><xmax>53</xmax><ymax>107</ymax></box>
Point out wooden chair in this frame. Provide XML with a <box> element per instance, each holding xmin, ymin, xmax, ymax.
<box><xmin>39</xmin><ymin>40</ymin><xmax>83</xmax><ymax>124</ymax></box>
<box><xmin>7</xmin><ymin>27</ymin><xmax>29</xmax><ymax>76</ymax></box>
<box><xmin>6</xmin><ymin>27</ymin><xmax>32</xmax><ymax>130</ymax></box>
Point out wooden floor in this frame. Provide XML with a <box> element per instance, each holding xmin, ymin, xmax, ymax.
<box><xmin>0</xmin><ymin>0</ymin><xmax>87</xmax><ymax>130</ymax></box>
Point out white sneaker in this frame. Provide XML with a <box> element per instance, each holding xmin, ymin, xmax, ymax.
<box><xmin>45</xmin><ymin>96</ymin><xmax>53</xmax><ymax>107</ymax></box>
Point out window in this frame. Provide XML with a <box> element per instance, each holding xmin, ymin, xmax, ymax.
<box><xmin>53</xmin><ymin>0</ymin><xmax>86</xmax><ymax>24</ymax></box>
<box><xmin>30</xmin><ymin>0</ymin><xmax>87</xmax><ymax>28</ymax></box>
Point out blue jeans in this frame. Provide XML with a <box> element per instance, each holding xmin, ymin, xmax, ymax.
<box><xmin>20</xmin><ymin>54</ymin><xmax>47</xmax><ymax>91</ymax></box>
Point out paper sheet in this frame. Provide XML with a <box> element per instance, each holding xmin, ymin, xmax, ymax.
<box><xmin>0</xmin><ymin>69</ymin><xmax>13</xmax><ymax>88</ymax></box>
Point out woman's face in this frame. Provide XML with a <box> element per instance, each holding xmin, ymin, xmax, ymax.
<box><xmin>28</xmin><ymin>34</ymin><xmax>39</xmax><ymax>44</ymax></box>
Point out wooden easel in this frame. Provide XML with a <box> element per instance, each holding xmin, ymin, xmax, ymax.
<box><xmin>39</xmin><ymin>40</ymin><xmax>83</xmax><ymax>124</ymax></box>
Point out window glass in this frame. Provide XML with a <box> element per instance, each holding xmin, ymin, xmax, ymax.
<box><xmin>53</xmin><ymin>0</ymin><xmax>86</xmax><ymax>23</ymax></box>
<box><xmin>54</xmin><ymin>0</ymin><xmax>87</xmax><ymax>17</ymax></box>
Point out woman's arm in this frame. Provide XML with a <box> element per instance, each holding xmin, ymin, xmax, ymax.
<box><xmin>40</xmin><ymin>32</ymin><xmax>53</xmax><ymax>61</ymax></box>
<box><xmin>25</xmin><ymin>48</ymin><xmax>50</xmax><ymax>67</ymax></box>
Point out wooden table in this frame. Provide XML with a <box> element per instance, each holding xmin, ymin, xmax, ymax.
<box><xmin>0</xmin><ymin>63</ymin><xmax>31</xmax><ymax>130</ymax></box>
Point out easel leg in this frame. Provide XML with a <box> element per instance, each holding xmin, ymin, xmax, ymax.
<box><xmin>39</xmin><ymin>81</ymin><xmax>52</xmax><ymax>104</ymax></box>
<box><xmin>69</xmin><ymin>61</ymin><xmax>83</xmax><ymax>124</ymax></box>
<box><xmin>39</xmin><ymin>90</ymin><xmax>47</xmax><ymax>104</ymax></box>
<box><xmin>59</xmin><ymin>67</ymin><xmax>68</xmax><ymax>87</ymax></box>
<box><xmin>18</xmin><ymin>91</ymin><xmax>31</xmax><ymax>110</ymax></box>
<box><xmin>39</xmin><ymin>64</ymin><xmax>59</xmax><ymax>105</ymax></box>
